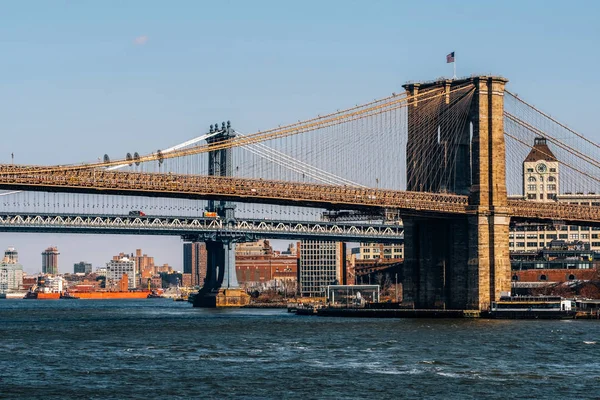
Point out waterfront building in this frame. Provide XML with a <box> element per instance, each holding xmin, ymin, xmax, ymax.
<box><xmin>41</xmin><ymin>246</ymin><xmax>59</xmax><ymax>275</ymax></box>
<box><xmin>1</xmin><ymin>247</ymin><xmax>24</xmax><ymax>292</ymax></box>
<box><xmin>298</xmin><ymin>240</ymin><xmax>346</xmax><ymax>297</ymax></box>
<box><xmin>41</xmin><ymin>275</ymin><xmax>65</xmax><ymax>293</ymax></box>
<box><xmin>183</xmin><ymin>242</ymin><xmax>207</xmax><ymax>287</ymax></box>
<box><xmin>358</xmin><ymin>242</ymin><xmax>404</xmax><ymax>260</ymax></box>
<box><xmin>509</xmin><ymin>137</ymin><xmax>600</xmax><ymax>253</ymax></box>
<box><xmin>236</xmin><ymin>240</ymin><xmax>271</xmax><ymax>256</ymax></box>
<box><xmin>74</xmin><ymin>261</ymin><xmax>92</xmax><ymax>274</ymax></box>
<box><xmin>235</xmin><ymin>240</ymin><xmax>298</xmax><ymax>291</ymax></box>
<box><xmin>106</xmin><ymin>257</ymin><xmax>136</xmax><ymax>289</ymax></box>
<box><xmin>95</xmin><ymin>267</ymin><xmax>107</xmax><ymax>277</ymax></box>
<box><xmin>0</xmin><ymin>263</ymin><xmax>24</xmax><ymax>292</ymax></box>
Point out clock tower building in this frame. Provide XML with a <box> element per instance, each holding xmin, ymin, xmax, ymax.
<box><xmin>523</xmin><ymin>137</ymin><xmax>559</xmax><ymax>202</ymax></box>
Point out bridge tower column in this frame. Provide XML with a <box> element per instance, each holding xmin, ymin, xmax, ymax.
<box><xmin>193</xmin><ymin>121</ymin><xmax>250</xmax><ymax>307</ymax></box>
<box><xmin>401</xmin><ymin>76</ymin><xmax>510</xmax><ymax>311</ymax></box>
<box><xmin>466</xmin><ymin>76</ymin><xmax>511</xmax><ymax>310</ymax></box>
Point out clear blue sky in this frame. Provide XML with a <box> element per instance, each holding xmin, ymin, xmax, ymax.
<box><xmin>1</xmin><ymin>0</ymin><xmax>599</xmax><ymax>273</ymax></box>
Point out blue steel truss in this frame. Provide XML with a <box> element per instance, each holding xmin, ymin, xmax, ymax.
<box><xmin>0</xmin><ymin>212</ymin><xmax>404</xmax><ymax>242</ymax></box>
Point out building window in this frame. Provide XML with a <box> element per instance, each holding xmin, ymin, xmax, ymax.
<box><xmin>527</xmin><ymin>176</ymin><xmax>536</xmax><ymax>182</ymax></box>
<box><xmin>547</xmin><ymin>184</ymin><xmax>556</xmax><ymax>191</ymax></box>
<box><xmin>592</xmin><ymin>242</ymin><xmax>600</xmax><ymax>247</ymax></box>
<box><xmin>527</xmin><ymin>194</ymin><xmax>536</xmax><ymax>200</ymax></box>
<box><xmin>516</xmin><ymin>242</ymin><xmax>525</xmax><ymax>247</ymax></box>
<box><xmin>582</xmin><ymin>234</ymin><xmax>590</xmax><ymax>239</ymax></box>
<box><xmin>548</xmin><ymin>176</ymin><xmax>556</xmax><ymax>182</ymax></box>
<box><xmin>550</xmin><ymin>168</ymin><xmax>556</xmax><ymax>172</ymax></box>
<box><xmin>527</xmin><ymin>242</ymin><xmax>538</xmax><ymax>247</ymax></box>
<box><xmin>527</xmin><ymin>168</ymin><xmax>534</xmax><ymax>173</ymax></box>
<box><xmin>540</xmin><ymin>184</ymin><xmax>544</xmax><ymax>190</ymax></box>
<box><xmin>539</xmin><ymin>274</ymin><xmax>547</xmax><ymax>281</ymax></box>
<box><xmin>527</xmin><ymin>184</ymin><xmax>536</xmax><ymax>191</ymax></box>
<box><xmin>570</xmin><ymin>234</ymin><xmax>579</xmax><ymax>240</ymax></box>
<box><xmin>559</xmin><ymin>234</ymin><xmax>568</xmax><ymax>239</ymax></box>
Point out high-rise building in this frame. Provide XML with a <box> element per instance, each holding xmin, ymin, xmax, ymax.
<box><xmin>1</xmin><ymin>246</ymin><xmax>23</xmax><ymax>292</ymax></box>
<box><xmin>106</xmin><ymin>257</ymin><xmax>136</xmax><ymax>289</ymax></box>
<box><xmin>3</xmin><ymin>247</ymin><xmax>18</xmax><ymax>264</ymax></box>
<box><xmin>298</xmin><ymin>240</ymin><xmax>346</xmax><ymax>297</ymax></box>
<box><xmin>42</xmin><ymin>246</ymin><xmax>59</xmax><ymax>275</ymax></box>
<box><xmin>183</xmin><ymin>242</ymin><xmax>207</xmax><ymax>287</ymax></box>
<box><xmin>0</xmin><ymin>248</ymin><xmax>23</xmax><ymax>293</ymax></box>
<box><xmin>74</xmin><ymin>261</ymin><xmax>92</xmax><ymax>274</ymax></box>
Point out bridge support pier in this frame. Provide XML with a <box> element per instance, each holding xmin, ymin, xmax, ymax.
<box><xmin>193</xmin><ymin>238</ymin><xmax>250</xmax><ymax>308</ymax></box>
<box><xmin>402</xmin><ymin>76</ymin><xmax>511</xmax><ymax>311</ymax></box>
<box><xmin>402</xmin><ymin>217</ymin><xmax>469</xmax><ymax>309</ymax></box>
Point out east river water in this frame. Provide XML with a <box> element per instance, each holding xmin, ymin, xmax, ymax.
<box><xmin>0</xmin><ymin>300</ymin><xmax>599</xmax><ymax>399</ymax></box>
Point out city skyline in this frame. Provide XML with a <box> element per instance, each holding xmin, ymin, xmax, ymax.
<box><xmin>0</xmin><ymin>236</ymin><xmax>297</xmax><ymax>275</ymax></box>
<box><xmin>1</xmin><ymin>0</ymin><xmax>599</xmax><ymax>272</ymax></box>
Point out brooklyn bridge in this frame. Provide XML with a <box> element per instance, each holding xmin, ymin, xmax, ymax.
<box><xmin>1</xmin><ymin>76</ymin><xmax>599</xmax><ymax>309</ymax></box>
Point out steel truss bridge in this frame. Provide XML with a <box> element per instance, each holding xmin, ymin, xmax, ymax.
<box><xmin>0</xmin><ymin>212</ymin><xmax>403</xmax><ymax>242</ymax></box>
<box><xmin>1</xmin><ymin>167</ymin><xmax>600</xmax><ymax>226</ymax></box>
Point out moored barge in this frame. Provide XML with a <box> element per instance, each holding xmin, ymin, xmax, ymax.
<box><xmin>488</xmin><ymin>296</ymin><xmax>576</xmax><ymax>319</ymax></box>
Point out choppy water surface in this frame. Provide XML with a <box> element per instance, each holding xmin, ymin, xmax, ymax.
<box><xmin>0</xmin><ymin>300</ymin><xmax>599</xmax><ymax>399</ymax></box>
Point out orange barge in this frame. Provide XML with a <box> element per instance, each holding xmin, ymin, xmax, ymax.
<box><xmin>34</xmin><ymin>291</ymin><xmax>150</xmax><ymax>300</ymax></box>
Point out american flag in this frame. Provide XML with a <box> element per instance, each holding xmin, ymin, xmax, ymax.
<box><xmin>446</xmin><ymin>52</ymin><xmax>455</xmax><ymax>63</ymax></box>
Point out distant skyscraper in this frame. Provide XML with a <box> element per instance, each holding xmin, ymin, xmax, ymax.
<box><xmin>183</xmin><ymin>242</ymin><xmax>207</xmax><ymax>287</ymax></box>
<box><xmin>42</xmin><ymin>247</ymin><xmax>59</xmax><ymax>275</ymax></box>
<box><xmin>74</xmin><ymin>261</ymin><xmax>92</xmax><ymax>274</ymax></box>
<box><xmin>0</xmin><ymin>247</ymin><xmax>23</xmax><ymax>292</ymax></box>
<box><xmin>3</xmin><ymin>247</ymin><xmax>18</xmax><ymax>264</ymax></box>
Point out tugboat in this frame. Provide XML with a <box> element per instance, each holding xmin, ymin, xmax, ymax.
<box><xmin>147</xmin><ymin>291</ymin><xmax>164</xmax><ymax>299</ymax></box>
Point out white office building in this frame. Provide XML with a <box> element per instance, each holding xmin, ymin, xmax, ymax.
<box><xmin>106</xmin><ymin>257</ymin><xmax>136</xmax><ymax>289</ymax></box>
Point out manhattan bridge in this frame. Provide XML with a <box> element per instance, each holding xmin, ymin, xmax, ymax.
<box><xmin>1</xmin><ymin>76</ymin><xmax>599</xmax><ymax>309</ymax></box>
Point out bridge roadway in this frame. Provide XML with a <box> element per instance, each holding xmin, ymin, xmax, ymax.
<box><xmin>1</xmin><ymin>166</ymin><xmax>599</xmax><ymax>225</ymax></box>
<box><xmin>0</xmin><ymin>212</ymin><xmax>404</xmax><ymax>242</ymax></box>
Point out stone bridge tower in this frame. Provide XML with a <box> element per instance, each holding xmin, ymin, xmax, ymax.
<box><xmin>401</xmin><ymin>76</ymin><xmax>511</xmax><ymax>310</ymax></box>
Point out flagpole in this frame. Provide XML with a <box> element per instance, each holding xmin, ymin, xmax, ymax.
<box><xmin>453</xmin><ymin>57</ymin><xmax>456</xmax><ymax>79</ymax></box>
